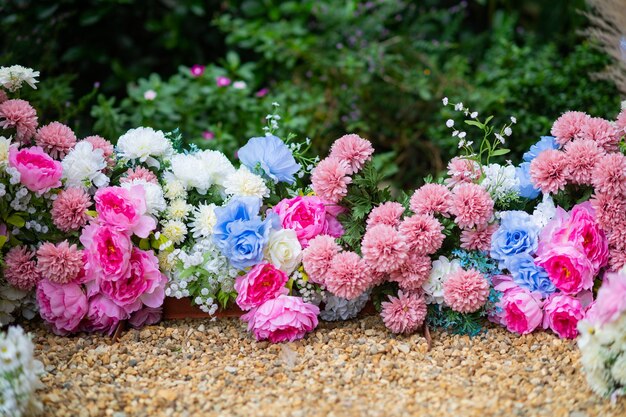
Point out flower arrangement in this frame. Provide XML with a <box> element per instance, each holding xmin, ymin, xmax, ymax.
<box><xmin>0</xmin><ymin>325</ymin><xmax>44</xmax><ymax>417</ymax></box>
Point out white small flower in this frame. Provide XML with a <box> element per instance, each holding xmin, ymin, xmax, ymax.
<box><xmin>510</xmin><ymin>116</ymin><xmax>517</xmax><ymax>124</ymax></box>
<box><xmin>454</xmin><ymin>102</ymin><xmax>463</xmax><ymax>111</ymax></box>
<box><xmin>470</xmin><ymin>112</ymin><xmax>478</xmax><ymax>119</ymax></box>
<box><xmin>452</xmin><ymin>130</ymin><xmax>459</xmax><ymax>137</ymax></box>
<box><xmin>446</xmin><ymin>119</ymin><xmax>454</xmax><ymax>128</ymax></box>
<box><xmin>0</xmin><ymin>65</ymin><xmax>39</xmax><ymax>92</ymax></box>
<box><xmin>423</xmin><ymin>256</ymin><xmax>461</xmax><ymax>304</ymax></box>
<box><xmin>442</xmin><ymin>97</ymin><xmax>449</xmax><ymax>105</ymax></box>
<box><xmin>480</xmin><ymin>163</ymin><xmax>519</xmax><ymax>201</ymax></box>
<box><xmin>232</xmin><ymin>81</ymin><xmax>247</xmax><ymax>89</ymax></box>
<box><xmin>61</xmin><ymin>141</ymin><xmax>109</xmax><ymax>189</ymax></box>
<box><xmin>531</xmin><ymin>193</ymin><xmax>557</xmax><ymax>229</ymax></box>
<box><xmin>117</xmin><ymin>127</ymin><xmax>172</xmax><ymax>168</ymax></box>
<box><xmin>271</xmin><ymin>102</ymin><xmax>280</xmax><ymax>107</ymax></box>
<box><xmin>458</xmin><ymin>131</ymin><xmax>467</xmax><ymax>139</ymax></box>
<box><xmin>190</xmin><ymin>203</ymin><xmax>217</xmax><ymax>238</ymax></box>
<box><xmin>495</xmin><ymin>133</ymin><xmax>505</xmax><ymax>144</ymax></box>
<box><xmin>223</xmin><ymin>166</ymin><xmax>269</xmax><ymax>199</ymax></box>
<box><xmin>504</xmin><ymin>126</ymin><xmax>513</xmax><ymax>136</ymax></box>
<box><xmin>263</xmin><ymin>229</ymin><xmax>303</xmax><ymax>275</ymax></box>
<box><xmin>143</xmin><ymin>89</ymin><xmax>157</xmax><ymax>100</ymax></box>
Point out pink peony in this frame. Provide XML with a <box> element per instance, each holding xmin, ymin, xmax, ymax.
<box><xmin>329</xmin><ymin>134</ymin><xmax>374</xmax><ymax>174</ymax></box>
<box><xmin>443</xmin><ymin>268</ymin><xmax>490</xmax><ymax>313</ymax></box>
<box><xmin>36</xmin><ymin>241</ymin><xmax>84</xmax><ymax>284</ymax></box>
<box><xmin>51</xmin><ymin>187</ymin><xmax>92</xmax><ymax>232</ymax></box>
<box><xmin>80</xmin><ymin>223</ymin><xmax>133</xmax><ymax>282</ymax></box>
<box><xmin>99</xmin><ymin>249</ymin><xmax>167</xmax><ymax>313</ymax></box>
<box><xmin>542</xmin><ymin>294</ymin><xmax>583</xmax><ymax>339</ymax></box>
<box><xmin>398</xmin><ymin>214</ymin><xmax>445</xmax><ymax>255</ymax></box>
<box><xmin>361</xmin><ymin>224</ymin><xmax>408</xmax><ymax>274</ymax></box>
<box><xmin>536</xmin><ymin>245</ymin><xmax>594</xmax><ymax>294</ymax></box>
<box><xmin>460</xmin><ymin>224</ymin><xmax>498</xmax><ymax>252</ymax></box>
<box><xmin>590</xmin><ymin>271</ymin><xmax>626</xmax><ymax>325</ymax></box>
<box><xmin>8</xmin><ymin>145</ymin><xmax>62</xmax><ymax>192</ymax></box>
<box><xmin>564</xmin><ymin>139</ymin><xmax>604</xmax><ymax>185</ymax></box>
<box><xmin>580</xmin><ymin>117</ymin><xmax>620</xmax><ymax>152</ymax></box>
<box><xmin>410</xmin><ymin>183</ymin><xmax>452</xmax><ymax>217</ymax></box>
<box><xmin>128</xmin><ymin>306</ymin><xmax>162</xmax><ymax>329</ymax></box>
<box><xmin>35</xmin><ymin>121</ymin><xmax>77</xmax><ymax>159</ymax></box>
<box><xmin>242</xmin><ymin>295</ymin><xmax>319</xmax><ymax>343</ymax></box>
<box><xmin>591</xmin><ymin>153</ymin><xmax>626</xmax><ymax>197</ymax></box>
<box><xmin>3</xmin><ymin>246</ymin><xmax>41</xmax><ymax>290</ymax></box>
<box><xmin>83</xmin><ymin>294</ymin><xmax>128</xmax><ymax>335</ymax></box>
<box><xmin>450</xmin><ymin>183</ymin><xmax>494</xmax><ymax>228</ymax></box>
<box><xmin>530</xmin><ymin>149</ymin><xmax>568</xmax><ymax>194</ymax></box>
<box><xmin>0</xmin><ymin>99</ymin><xmax>38</xmax><ymax>142</ymax></box>
<box><xmin>445</xmin><ymin>157</ymin><xmax>481</xmax><ymax>187</ymax></box>
<box><xmin>493</xmin><ymin>283</ymin><xmax>543</xmax><ymax>335</ymax></box>
<box><xmin>120</xmin><ymin>166</ymin><xmax>158</xmax><ymax>184</ymax></box>
<box><xmin>235</xmin><ymin>263</ymin><xmax>289</xmax><ymax>311</ymax></box>
<box><xmin>273</xmin><ymin>196</ymin><xmax>343</xmax><ymax>248</ymax></box>
<box><xmin>380</xmin><ymin>291</ymin><xmax>427</xmax><ymax>334</ymax></box>
<box><xmin>302</xmin><ymin>234</ymin><xmax>342</xmax><ymax>285</ymax></box>
<box><xmin>84</xmin><ymin>135</ymin><xmax>115</xmax><ymax>167</ymax></box>
<box><xmin>310</xmin><ymin>157</ymin><xmax>352</xmax><ymax>203</ymax></box>
<box><xmin>36</xmin><ymin>280</ymin><xmax>88</xmax><ymax>335</ymax></box>
<box><xmin>551</xmin><ymin>111</ymin><xmax>590</xmax><ymax>145</ymax></box>
<box><xmin>325</xmin><ymin>251</ymin><xmax>369</xmax><ymax>300</ymax></box>
<box><xmin>366</xmin><ymin>202</ymin><xmax>405</xmax><ymax>228</ymax></box>
<box><xmin>94</xmin><ymin>185</ymin><xmax>156</xmax><ymax>238</ymax></box>
<box><xmin>590</xmin><ymin>192</ymin><xmax>626</xmax><ymax>231</ymax></box>
<box><xmin>389</xmin><ymin>253</ymin><xmax>431</xmax><ymax>291</ymax></box>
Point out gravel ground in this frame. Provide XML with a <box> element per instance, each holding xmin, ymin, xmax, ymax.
<box><xmin>28</xmin><ymin>317</ymin><xmax>625</xmax><ymax>417</ymax></box>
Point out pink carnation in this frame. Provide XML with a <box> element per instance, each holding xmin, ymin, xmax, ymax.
<box><xmin>362</xmin><ymin>224</ymin><xmax>408</xmax><ymax>273</ymax></box>
<box><xmin>551</xmin><ymin>111</ymin><xmax>590</xmax><ymax>145</ymax></box>
<box><xmin>3</xmin><ymin>246</ymin><xmax>41</xmax><ymax>290</ymax></box>
<box><xmin>366</xmin><ymin>202</ymin><xmax>405</xmax><ymax>228</ymax></box>
<box><xmin>325</xmin><ymin>251</ymin><xmax>369</xmax><ymax>300</ymax></box>
<box><xmin>120</xmin><ymin>166</ymin><xmax>158</xmax><ymax>184</ymax></box>
<box><xmin>329</xmin><ymin>134</ymin><xmax>374</xmax><ymax>174</ymax></box>
<box><xmin>443</xmin><ymin>269</ymin><xmax>489</xmax><ymax>313</ymax></box>
<box><xmin>36</xmin><ymin>280</ymin><xmax>88</xmax><ymax>335</ymax></box>
<box><xmin>398</xmin><ymin>214</ymin><xmax>444</xmax><ymax>255</ymax></box>
<box><xmin>493</xmin><ymin>279</ymin><xmax>543</xmax><ymax>335</ymax></box>
<box><xmin>590</xmin><ymin>192</ymin><xmax>626</xmax><ymax>231</ymax></box>
<box><xmin>608</xmin><ymin>226</ymin><xmax>626</xmax><ymax>251</ymax></box>
<box><xmin>445</xmin><ymin>157</ymin><xmax>481</xmax><ymax>187</ymax></box>
<box><xmin>302</xmin><ymin>235</ymin><xmax>342</xmax><ymax>285</ymax></box>
<box><xmin>83</xmin><ymin>294</ymin><xmax>128</xmax><ymax>335</ymax></box>
<box><xmin>536</xmin><ymin>245</ymin><xmax>594</xmax><ymax>294</ymax></box>
<box><xmin>609</xmin><ymin>248</ymin><xmax>626</xmax><ymax>272</ymax></box>
<box><xmin>0</xmin><ymin>90</ymin><xmax>7</xmax><ymax>104</ymax></box>
<box><xmin>235</xmin><ymin>263</ymin><xmax>289</xmax><ymax>311</ymax></box>
<box><xmin>389</xmin><ymin>253</ymin><xmax>431</xmax><ymax>291</ymax></box>
<box><xmin>460</xmin><ymin>224</ymin><xmax>498</xmax><ymax>252</ymax></box>
<box><xmin>242</xmin><ymin>295</ymin><xmax>319</xmax><ymax>343</ymax></box>
<box><xmin>450</xmin><ymin>183</ymin><xmax>494</xmax><ymax>228</ymax></box>
<box><xmin>530</xmin><ymin>149</ymin><xmax>568</xmax><ymax>194</ymax></box>
<box><xmin>380</xmin><ymin>291</ymin><xmax>427</xmax><ymax>334</ymax></box>
<box><xmin>311</xmin><ymin>157</ymin><xmax>352</xmax><ymax>203</ymax></box>
<box><xmin>564</xmin><ymin>139</ymin><xmax>604</xmax><ymax>185</ymax></box>
<box><xmin>616</xmin><ymin>109</ymin><xmax>626</xmax><ymax>134</ymax></box>
<box><xmin>51</xmin><ymin>187</ymin><xmax>92</xmax><ymax>232</ymax></box>
<box><xmin>591</xmin><ymin>153</ymin><xmax>626</xmax><ymax>197</ymax></box>
<box><xmin>35</xmin><ymin>121</ymin><xmax>77</xmax><ymax>159</ymax></box>
<box><xmin>542</xmin><ymin>294</ymin><xmax>583</xmax><ymax>339</ymax></box>
<box><xmin>36</xmin><ymin>241</ymin><xmax>84</xmax><ymax>284</ymax></box>
<box><xmin>94</xmin><ymin>185</ymin><xmax>156</xmax><ymax>238</ymax></box>
<box><xmin>0</xmin><ymin>99</ymin><xmax>38</xmax><ymax>143</ymax></box>
<box><xmin>8</xmin><ymin>145</ymin><xmax>63</xmax><ymax>192</ymax></box>
<box><xmin>580</xmin><ymin>117</ymin><xmax>620</xmax><ymax>152</ymax></box>
<box><xmin>590</xmin><ymin>271</ymin><xmax>626</xmax><ymax>325</ymax></box>
<box><xmin>410</xmin><ymin>183</ymin><xmax>452</xmax><ymax>217</ymax></box>
<box><xmin>84</xmin><ymin>135</ymin><xmax>115</xmax><ymax>167</ymax></box>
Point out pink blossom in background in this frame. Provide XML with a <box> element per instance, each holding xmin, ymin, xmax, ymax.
<box><xmin>563</xmin><ymin>139</ymin><xmax>604</xmax><ymax>185</ymax></box>
<box><xmin>398</xmin><ymin>214</ymin><xmax>445</xmax><ymax>255</ymax></box>
<box><xmin>36</xmin><ymin>280</ymin><xmax>88</xmax><ymax>335</ymax></box>
<box><xmin>444</xmin><ymin>157</ymin><xmax>480</xmax><ymax>187</ymax></box>
<box><xmin>536</xmin><ymin>245</ymin><xmax>594</xmax><ymax>294</ymax></box>
<box><xmin>410</xmin><ymin>183</ymin><xmax>452</xmax><ymax>217</ymax></box>
<box><xmin>616</xmin><ymin>109</ymin><xmax>626</xmax><ymax>133</ymax></box>
<box><xmin>0</xmin><ymin>89</ymin><xmax>7</xmax><ymax>104</ymax></box>
<box><xmin>450</xmin><ymin>182</ymin><xmax>494</xmax><ymax>229</ymax></box>
<box><xmin>84</xmin><ymin>135</ymin><xmax>115</xmax><ymax>167</ymax></box>
<box><xmin>329</xmin><ymin>134</ymin><xmax>374</xmax><ymax>174</ymax></box>
<box><xmin>83</xmin><ymin>293</ymin><xmax>128</xmax><ymax>335</ymax></box>
<box><xmin>381</xmin><ymin>291</ymin><xmax>427</xmax><ymax>334</ymax></box>
<box><xmin>216</xmin><ymin>76</ymin><xmax>231</xmax><ymax>87</ymax></box>
<box><xmin>242</xmin><ymin>295</ymin><xmax>319</xmax><ymax>343</ymax></box>
<box><xmin>493</xmin><ymin>284</ymin><xmax>543</xmax><ymax>335</ymax></box>
<box><xmin>580</xmin><ymin>116</ymin><xmax>620</xmax><ymax>152</ymax></box>
<box><xmin>0</xmin><ymin>99</ymin><xmax>38</xmax><ymax>142</ymax></box>
<box><xmin>190</xmin><ymin>65</ymin><xmax>205</xmax><ymax>77</ymax></box>
<box><xmin>121</xmin><ymin>166</ymin><xmax>158</xmax><ymax>184</ymax></box>
<box><xmin>529</xmin><ymin>149</ymin><xmax>568</xmax><ymax>194</ymax></box>
<box><xmin>202</xmin><ymin>130</ymin><xmax>215</xmax><ymax>140</ymax></box>
<box><xmin>310</xmin><ymin>157</ymin><xmax>352</xmax><ymax>203</ymax></box>
<box><xmin>460</xmin><ymin>224</ymin><xmax>498</xmax><ymax>252</ymax></box>
<box><xmin>443</xmin><ymin>268</ymin><xmax>490</xmax><ymax>313</ymax></box>
<box><xmin>324</xmin><ymin>251</ymin><xmax>369</xmax><ymax>300</ymax></box>
<box><xmin>255</xmin><ymin>88</ymin><xmax>269</xmax><ymax>97</ymax></box>
<box><xmin>80</xmin><ymin>223</ymin><xmax>133</xmax><ymax>282</ymax></box>
<box><xmin>94</xmin><ymin>185</ymin><xmax>156</xmax><ymax>238</ymax></box>
<box><xmin>302</xmin><ymin>234</ymin><xmax>342</xmax><ymax>285</ymax></box>
<box><xmin>51</xmin><ymin>187</ymin><xmax>92</xmax><ymax>232</ymax></box>
<box><xmin>542</xmin><ymin>294</ymin><xmax>583</xmax><ymax>339</ymax></box>
<box><xmin>551</xmin><ymin>111</ymin><xmax>590</xmax><ymax>145</ymax></box>
<box><xmin>366</xmin><ymin>202</ymin><xmax>405</xmax><ymax>228</ymax></box>
<box><xmin>3</xmin><ymin>246</ymin><xmax>41</xmax><ymax>290</ymax></box>
<box><xmin>235</xmin><ymin>263</ymin><xmax>289</xmax><ymax>311</ymax></box>
<box><xmin>35</xmin><ymin>121</ymin><xmax>77</xmax><ymax>159</ymax></box>
<box><xmin>8</xmin><ymin>146</ymin><xmax>62</xmax><ymax>192</ymax></box>
<box><xmin>591</xmin><ymin>153</ymin><xmax>626</xmax><ymax>197</ymax></box>
<box><xmin>128</xmin><ymin>306</ymin><xmax>162</xmax><ymax>329</ymax></box>
<box><xmin>389</xmin><ymin>252</ymin><xmax>431</xmax><ymax>292</ymax></box>
<box><xmin>362</xmin><ymin>224</ymin><xmax>408</xmax><ymax>274</ymax></box>
<box><xmin>36</xmin><ymin>241</ymin><xmax>84</xmax><ymax>284</ymax></box>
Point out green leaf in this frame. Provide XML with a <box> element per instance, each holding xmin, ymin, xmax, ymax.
<box><xmin>464</xmin><ymin>120</ymin><xmax>483</xmax><ymax>128</ymax></box>
<box><xmin>86</xmin><ymin>210</ymin><xmax>98</xmax><ymax>218</ymax></box>
<box><xmin>491</xmin><ymin>148</ymin><xmax>511</xmax><ymax>156</ymax></box>
<box><xmin>6</xmin><ymin>214</ymin><xmax>25</xmax><ymax>228</ymax></box>
<box><xmin>139</xmin><ymin>238</ymin><xmax>150</xmax><ymax>250</ymax></box>
<box><xmin>0</xmin><ymin>235</ymin><xmax>7</xmax><ymax>250</ymax></box>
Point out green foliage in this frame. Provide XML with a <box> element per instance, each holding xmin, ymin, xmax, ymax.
<box><xmin>427</xmin><ymin>304</ymin><xmax>486</xmax><ymax>336</ymax></box>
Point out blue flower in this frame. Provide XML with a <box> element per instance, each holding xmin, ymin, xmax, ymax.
<box><xmin>522</xmin><ymin>136</ymin><xmax>558</xmax><ymax>162</ymax></box>
<box><xmin>516</xmin><ymin>162</ymin><xmax>540</xmax><ymax>199</ymax></box>
<box><xmin>213</xmin><ymin>196</ymin><xmax>277</xmax><ymax>270</ymax></box>
<box><xmin>238</xmin><ymin>135</ymin><xmax>301</xmax><ymax>184</ymax></box>
<box><xmin>507</xmin><ymin>254</ymin><xmax>556</xmax><ymax>296</ymax></box>
<box><xmin>490</xmin><ymin>211</ymin><xmax>540</xmax><ymax>269</ymax></box>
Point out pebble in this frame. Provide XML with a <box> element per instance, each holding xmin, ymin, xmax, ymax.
<box><xmin>24</xmin><ymin>317</ymin><xmax>625</xmax><ymax>417</ymax></box>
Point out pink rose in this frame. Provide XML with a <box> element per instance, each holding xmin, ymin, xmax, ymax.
<box><xmin>94</xmin><ymin>185</ymin><xmax>156</xmax><ymax>238</ymax></box>
<box><xmin>536</xmin><ymin>245</ymin><xmax>595</xmax><ymax>294</ymax></box>
<box><xmin>242</xmin><ymin>295</ymin><xmax>319</xmax><ymax>343</ymax></box>
<box><xmin>235</xmin><ymin>262</ymin><xmax>289</xmax><ymax>310</ymax></box>
<box><xmin>83</xmin><ymin>294</ymin><xmax>128</xmax><ymax>335</ymax></box>
<box><xmin>36</xmin><ymin>279</ymin><xmax>88</xmax><ymax>335</ymax></box>
<box><xmin>80</xmin><ymin>223</ymin><xmax>133</xmax><ymax>281</ymax></box>
<box><xmin>493</xmin><ymin>276</ymin><xmax>543</xmax><ymax>335</ymax></box>
<box><xmin>590</xmin><ymin>271</ymin><xmax>626</xmax><ymax>325</ymax></box>
<box><xmin>543</xmin><ymin>294</ymin><xmax>583</xmax><ymax>339</ymax></box>
<box><xmin>98</xmin><ymin>249</ymin><xmax>167</xmax><ymax>313</ymax></box>
<box><xmin>273</xmin><ymin>196</ymin><xmax>343</xmax><ymax>248</ymax></box>
<box><xmin>8</xmin><ymin>146</ymin><xmax>62</xmax><ymax>192</ymax></box>
<box><xmin>128</xmin><ymin>306</ymin><xmax>162</xmax><ymax>329</ymax></box>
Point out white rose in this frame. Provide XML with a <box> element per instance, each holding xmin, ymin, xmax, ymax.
<box><xmin>422</xmin><ymin>256</ymin><xmax>462</xmax><ymax>304</ymax></box>
<box><xmin>117</xmin><ymin>127</ymin><xmax>172</xmax><ymax>168</ymax></box>
<box><xmin>264</xmin><ymin>229</ymin><xmax>302</xmax><ymax>274</ymax></box>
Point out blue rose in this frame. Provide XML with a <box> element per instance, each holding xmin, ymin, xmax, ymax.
<box><xmin>213</xmin><ymin>196</ymin><xmax>277</xmax><ymax>270</ymax></box>
<box><xmin>490</xmin><ymin>211</ymin><xmax>540</xmax><ymax>269</ymax></box>
<box><xmin>507</xmin><ymin>254</ymin><xmax>556</xmax><ymax>296</ymax></box>
<box><xmin>522</xmin><ymin>136</ymin><xmax>558</xmax><ymax>162</ymax></box>
<box><xmin>516</xmin><ymin>162</ymin><xmax>540</xmax><ymax>199</ymax></box>
<box><xmin>238</xmin><ymin>135</ymin><xmax>301</xmax><ymax>184</ymax></box>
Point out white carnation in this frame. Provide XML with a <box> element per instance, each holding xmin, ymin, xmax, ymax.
<box><xmin>197</xmin><ymin>150</ymin><xmax>236</xmax><ymax>187</ymax></box>
<box><xmin>263</xmin><ymin>229</ymin><xmax>303</xmax><ymax>274</ymax></box>
<box><xmin>162</xmin><ymin>220</ymin><xmax>188</xmax><ymax>245</ymax></box>
<box><xmin>223</xmin><ymin>166</ymin><xmax>269</xmax><ymax>199</ymax></box>
<box><xmin>170</xmin><ymin>153</ymin><xmax>213</xmax><ymax>192</ymax></box>
<box><xmin>166</xmin><ymin>199</ymin><xmax>192</xmax><ymax>220</ymax></box>
<box><xmin>480</xmin><ymin>163</ymin><xmax>519</xmax><ymax>201</ymax></box>
<box><xmin>0</xmin><ymin>65</ymin><xmax>39</xmax><ymax>92</ymax></box>
<box><xmin>121</xmin><ymin>179</ymin><xmax>166</xmax><ymax>215</ymax></box>
<box><xmin>531</xmin><ymin>193</ymin><xmax>556</xmax><ymax>229</ymax></box>
<box><xmin>163</xmin><ymin>173</ymin><xmax>187</xmax><ymax>200</ymax></box>
<box><xmin>422</xmin><ymin>256</ymin><xmax>461</xmax><ymax>304</ymax></box>
<box><xmin>117</xmin><ymin>127</ymin><xmax>172</xmax><ymax>168</ymax></box>
<box><xmin>61</xmin><ymin>141</ymin><xmax>109</xmax><ymax>189</ymax></box>
<box><xmin>190</xmin><ymin>203</ymin><xmax>217</xmax><ymax>238</ymax></box>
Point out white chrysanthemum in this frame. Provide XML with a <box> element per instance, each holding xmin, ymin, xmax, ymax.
<box><xmin>223</xmin><ymin>166</ymin><xmax>269</xmax><ymax>199</ymax></box>
<box><xmin>117</xmin><ymin>127</ymin><xmax>172</xmax><ymax>168</ymax></box>
<box><xmin>163</xmin><ymin>173</ymin><xmax>187</xmax><ymax>200</ymax></box>
<box><xmin>170</xmin><ymin>153</ymin><xmax>213</xmax><ymax>192</ymax></box>
<box><xmin>611</xmin><ymin>354</ymin><xmax>626</xmax><ymax>385</ymax></box>
<box><xmin>162</xmin><ymin>220</ymin><xmax>188</xmax><ymax>245</ymax></box>
<box><xmin>422</xmin><ymin>256</ymin><xmax>462</xmax><ymax>304</ymax></box>
<box><xmin>190</xmin><ymin>203</ymin><xmax>217</xmax><ymax>238</ymax></box>
<box><xmin>0</xmin><ymin>136</ymin><xmax>10</xmax><ymax>166</ymax></box>
<box><xmin>197</xmin><ymin>150</ymin><xmax>236</xmax><ymax>187</ymax></box>
<box><xmin>0</xmin><ymin>65</ymin><xmax>40</xmax><ymax>92</ymax></box>
<box><xmin>61</xmin><ymin>141</ymin><xmax>109</xmax><ymax>189</ymax></box>
<box><xmin>121</xmin><ymin>179</ymin><xmax>166</xmax><ymax>215</ymax></box>
<box><xmin>167</xmin><ymin>199</ymin><xmax>192</xmax><ymax>220</ymax></box>
<box><xmin>532</xmin><ymin>193</ymin><xmax>557</xmax><ymax>229</ymax></box>
<box><xmin>263</xmin><ymin>228</ymin><xmax>303</xmax><ymax>274</ymax></box>
<box><xmin>480</xmin><ymin>163</ymin><xmax>519</xmax><ymax>201</ymax></box>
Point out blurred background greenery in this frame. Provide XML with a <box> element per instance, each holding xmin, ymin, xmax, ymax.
<box><xmin>0</xmin><ymin>0</ymin><xmax>621</xmax><ymax>187</ymax></box>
